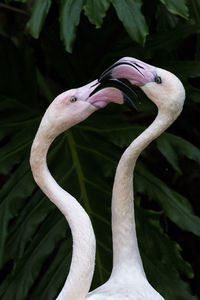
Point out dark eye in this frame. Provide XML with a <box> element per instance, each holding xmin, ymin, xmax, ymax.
<box><xmin>70</xmin><ymin>96</ymin><xmax>77</xmax><ymax>103</ymax></box>
<box><xmin>155</xmin><ymin>76</ymin><xmax>162</xmax><ymax>84</ymax></box>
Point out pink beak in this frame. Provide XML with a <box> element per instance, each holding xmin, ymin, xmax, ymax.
<box><xmin>88</xmin><ymin>79</ymin><xmax>137</xmax><ymax>110</ymax></box>
<box><xmin>99</xmin><ymin>57</ymin><xmax>157</xmax><ymax>87</ymax></box>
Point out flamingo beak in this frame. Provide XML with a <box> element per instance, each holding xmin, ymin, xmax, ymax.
<box><xmin>98</xmin><ymin>58</ymin><xmax>156</xmax><ymax>88</ymax></box>
<box><xmin>99</xmin><ymin>61</ymin><xmax>140</xmax><ymax>82</ymax></box>
<box><xmin>90</xmin><ymin>78</ymin><xmax>138</xmax><ymax>111</ymax></box>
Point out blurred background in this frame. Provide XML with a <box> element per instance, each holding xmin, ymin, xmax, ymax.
<box><xmin>0</xmin><ymin>0</ymin><xmax>200</xmax><ymax>299</ymax></box>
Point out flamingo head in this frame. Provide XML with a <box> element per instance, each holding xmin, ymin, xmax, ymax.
<box><xmin>99</xmin><ymin>57</ymin><xmax>185</xmax><ymax>120</ymax></box>
<box><xmin>39</xmin><ymin>79</ymin><xmax>137</xmax><ymax>137</ymax></box>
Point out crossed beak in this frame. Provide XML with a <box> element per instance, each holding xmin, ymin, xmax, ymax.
<box><xmin>98</xmin><ymin>61</ymin><xmax>142</xmax><ymax>82</ymax></box>
<box><xmin>89</xmin><ymin>78</ymin><xmax>138</xmax><ymax>111</ymax></box>
<box><xmin>93</xmin><ymin>58</ymin><xmax>156</xmax><ymax>111</ymax></box>
<box><xmin>89</xmin><ymin>59</ymin><xmax>142</xmax><ymax>111</ymax></box>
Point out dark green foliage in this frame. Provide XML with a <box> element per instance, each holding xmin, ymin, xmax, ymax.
<box><xmin>27</xmin><ymin>0</ymin><xmax>52</xmax><ymax>38</ymax></box>
<box><xmin>111</xmin><ymin>0</ymin><xmax>149</xmax><ymax>45</ymax></box>
<box><xmin>0</xmin><ymin>0</ymin><xmax>200</xmax><ymax>299</ymax></box>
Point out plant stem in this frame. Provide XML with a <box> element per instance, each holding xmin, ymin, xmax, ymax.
<box><xmin>0</xmin><ymin>3</ymin><xmax>29</xmax><ymax>16</ymax></box>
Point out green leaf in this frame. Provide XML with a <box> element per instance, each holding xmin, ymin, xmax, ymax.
<box><xmin>60</xmin><ymin>0</ymin><xmax>84</xmax><ymax>53</ymax></box>
<box><xmin>27</xmin><ymin>0</ymin><xmax>52</xmax><ymax>38</ymax></box>
<box><xmin>28</xmin><ymin>240</ymin><xmax>72</xmax><ymax>300</ymax></box>
<box><xmin>83</xmin><ymin>0</ymin><xmax>110</xmax><ymax>28</ymax></box>
<box><xmin>136</xmin><ymin>162</ymin><xmax>200</xmax><ymax>236</ymax></box>
<box><xmin>0</xmin><ymin>128</ymin><xmax>34</xmax><ymax>174</ymax></box>
<box><xmin>0</xmin><ymin>159</ymin><xmax>36</xmax><ymax>267</ymax></box>
<box><xmin>4</xmin><ymin>192</ymin><xmax>53</xmax><ymax>263</ymax></box>
<box><xmin>137</xmin><ymin>208</ymin><xmax>196</xmax><ymax>300</ymax></box>
<box><xmin>0</xmin><ymin>211</ymin><xmax>66</xmax><ymax>300</ymax></box>
<box><xmin>0</xmin><ymin>97</ymin><xmax>38</xmax><ymax>129</ymax></box>
<box><xmin>0</xmin><ymin>97</ymin><xmax>39</xmax><ymax>174</ymax></box>
<box><xmin>111</xmin><ymin>0</ymin><xmax>149</xmax><ymax>45</ymax></box>
<box><xmin>157</xmin><ymin>134</ymin><xmax>182</xmax><ymax>174</ymax></box>
<box><xmin>160</xmin><ymin>0</ymin><xmax>189</xmax><ymax>19</ymax></box>
<box><xmin>157</xmin><ymin>132</ymin><xmax>200</xmax><ymax>173</ymax></box>
<box><xmin>189</xmin><ymin>0</ymin><xmax>200</xmax><ymax>25</ymax></box>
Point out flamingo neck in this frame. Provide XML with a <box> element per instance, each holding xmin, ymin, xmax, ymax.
<box><xmin>30</xmin><ymin>122</ymin><xmax>95</xmax><ymax>300</ymax></box>
<box><xmin>110</xmin><ymin>110</ymin><xmax>173</xmax><ymax>277</ymax></box>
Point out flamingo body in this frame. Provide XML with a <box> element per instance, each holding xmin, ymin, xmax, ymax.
<box><xmin>30</xmin><ymin>80</ymin><xmax>127</xmax><ymax>300</ymax></box>
<box><xmin>86</xmin><ymin>58</ymin><xmax>185</xmax><ymax>300</ymax></box>
<box><xmin>30</xmin><ymin>58</ymin><xmax>185</xmax><ymax>299</ymax></box>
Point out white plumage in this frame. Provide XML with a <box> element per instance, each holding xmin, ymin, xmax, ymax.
<box><xmin>30</xmin><ymin>59</ymin><xmax>185</xmax><ymax>299</ymax></box>
<box><xmin>87</xmin><ymin>64</ymin><xmax>185</xmax><ymax>300</ymax></box>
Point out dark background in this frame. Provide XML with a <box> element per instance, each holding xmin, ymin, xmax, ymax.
<box><xmin>0</xmin><ymin>1</ymin><xmax>200</xmax><ymax>299</ymax></box>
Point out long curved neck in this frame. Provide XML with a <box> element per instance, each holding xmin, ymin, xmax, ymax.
<box><xmin>30</xmin><ymin>123</ymin><xmax>96</xmax><ymax>300</ymax></box>
<box><xmin>111</xmin><ymin>110</ymin><xmax>173</xmax><ymax>277</ymax></box>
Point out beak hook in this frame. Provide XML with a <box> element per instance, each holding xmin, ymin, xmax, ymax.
<box><xmin>90</xmin><ymin>78</ymin><xmax>138</xmax><ymax>111</ymax></box>
<box><xmin>99</xmin><ymin>61</ymin><xmax>144</xmax><ymax>83</ymax></box>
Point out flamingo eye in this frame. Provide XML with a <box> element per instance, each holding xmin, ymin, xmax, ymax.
<box><xmin>70</xmin><ymin>96</ymin><xmax>77</xmax><ymax>103</ymax></box>
<box><xmin>155</xmin><ymin>76</ymin><xmax>162</xmax><ymax>84</ymax></box>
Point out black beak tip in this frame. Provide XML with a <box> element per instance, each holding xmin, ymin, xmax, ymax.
<box><xmin>98</xmin><ymin>62</ymin><xmax>121</xmax><ymax>82</ymax></box>
<box><xmin>123</xmin><ymin>93</ymin><xmax>138</xmax><ymax>112</ymax></box>
<box><xmin>90</xmin><ymin>77</ymin><xmax>138</xmax><ymax>112</ymax></box>
<box><xmin>98</xmin><ymin>62</ymin><xmax>139</xmax><ymax>112</ymax></box>
<box><xmin>99</xmin><ymin>61</ymin><xmax>135</xmax><ymax>82</ymax></box>
<box><xmin>99</xmin><ymin>71</ymin><xmax>112</xmax><ymax>83</ymax></box>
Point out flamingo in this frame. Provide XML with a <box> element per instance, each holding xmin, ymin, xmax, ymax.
<box><xmin>30</xmin><ymin>79</ymin><xmax>136</xmax><ymax>300</ymax></box>
<box><xmin>86</xmin><ymin>58</ymin><xmax>185</xmax><ymax>299</ymax></box>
